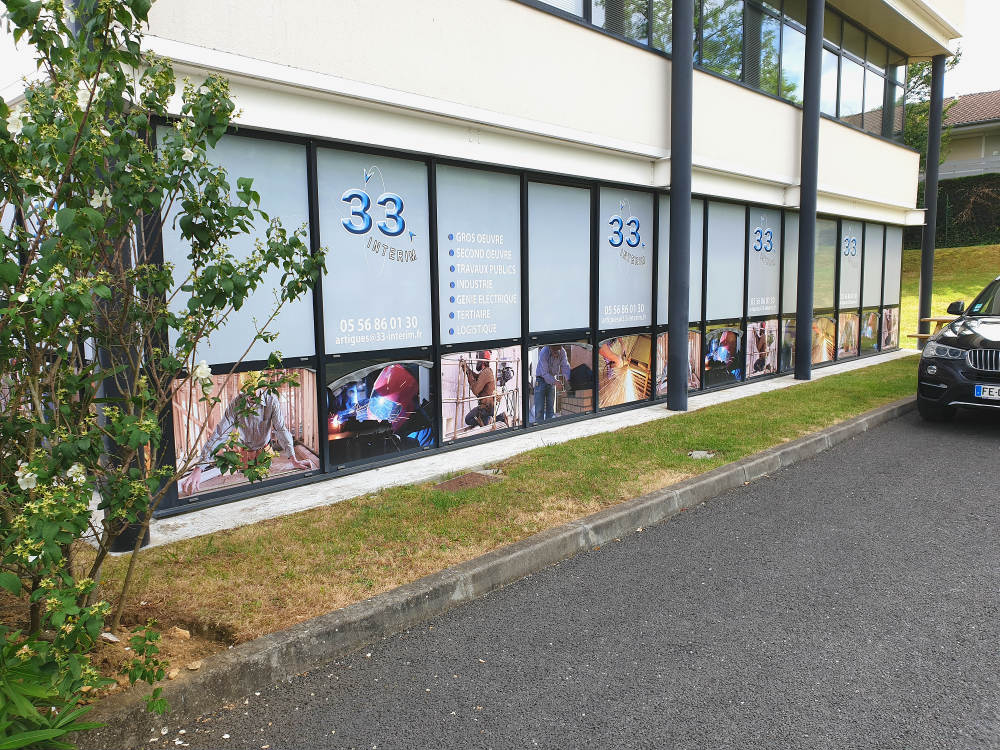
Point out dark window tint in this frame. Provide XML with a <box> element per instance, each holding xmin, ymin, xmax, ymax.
<box><xmin>968</xmin><ymin>280</ymin><xmax>1000</xmax><ymax>316</ymax></box>
<box><xmin>823</xmin><ymin>8</ymin><xmax>841</xmax><ymax>45</ymax></box>
<box><xmin>783</xmin><ymin>0</ymin><xmax>806</xmax><ymax>25</ymax></box>
<box><xmin>867</xmin><ymin>37</ymin><xmax>887</xmax><ymax>73</ymax></box>
<box><xmin>842</xmin><ymin>21</ymin><xmax>865</xmax><ymax>59</ymax></box>
<box><xmin>744</xmin><ymin>8</ymin><xmax>781</xmax><ymax>94</ymax></box>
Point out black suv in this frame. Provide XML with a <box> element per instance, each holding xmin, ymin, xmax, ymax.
<box><xmin>918</xmin><ymin>276</ymin><xmax>1000</xmax><ymax>421</ymax></box>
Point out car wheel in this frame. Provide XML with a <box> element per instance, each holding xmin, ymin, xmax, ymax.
<box><xmin>917</xmin><ymin>396</ymin><xmax>956</xmax><ymax>422</ymax></box>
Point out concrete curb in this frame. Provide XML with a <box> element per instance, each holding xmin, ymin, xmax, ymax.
<box><xmin>80</xmin><ymin>396</ymin><xmax>916</xmax><ymax>749</ymax></box>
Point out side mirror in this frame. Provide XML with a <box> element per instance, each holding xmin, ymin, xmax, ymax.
<box><xmin>947</xmin><ymin>300</ymin><xmax>965</xmax><ymax>315</ymax></box>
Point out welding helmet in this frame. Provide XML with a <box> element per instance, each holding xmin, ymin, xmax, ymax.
<box><xmin>368</xmin><ymin>364</ymin><xmax>418</xmax><ymax>430</ymax></box>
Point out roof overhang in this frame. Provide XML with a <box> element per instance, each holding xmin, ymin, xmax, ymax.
<box><xmin>826</xmin><ymin>0</ymin><xmax>962</xmax><ymax>59</ymax></box>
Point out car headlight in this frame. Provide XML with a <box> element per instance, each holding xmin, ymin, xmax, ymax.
<box><xmin>922</xmin><ymin>341</ymin><xmax>965</xmax><ymax>360</ymax></box>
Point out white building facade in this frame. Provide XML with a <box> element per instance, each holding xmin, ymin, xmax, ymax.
<box><xmin>2</xmin><ymin>0</ymin><xmax>965</xmax><ymax>515</ymax></box>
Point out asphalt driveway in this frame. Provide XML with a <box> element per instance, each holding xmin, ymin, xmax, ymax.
<box><xmin>171</xmin><ymin>409</ymin><xmax>1000</xmax><ymax>750</ymax></box>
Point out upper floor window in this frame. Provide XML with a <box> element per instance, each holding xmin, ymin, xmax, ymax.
<box><xmin>523</xmin><ymin>0</ymin><xmax>907</xmax><ymax>140</ymax></box>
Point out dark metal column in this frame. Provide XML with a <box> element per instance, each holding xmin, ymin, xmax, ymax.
<box><xmin>918</xmin><ymin>54</ymin><xmax>947</xmax><ymax>345</ymax></box>
<box><xmin>667</xmin><ymin>0</ymin><xmax>694</xmax><ymax>411</ymax></box>
<box><xmin>794</xmin><ymin>0</ymin><xmax>824</xmax><ymax>381</ymax></box>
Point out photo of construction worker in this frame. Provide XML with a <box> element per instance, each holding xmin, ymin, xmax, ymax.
<box><xmin>441</xmin><ymin>346</ymin><xmax>521</xmax><ymax>442</ymax></box>
<box><xmin>781</xmin><ymin>319</ymin><xmax>796</xmax><ymax>371</ymax></box>
<box><xmin>746</xmin><ymin>319</ymin><xmax>779</xmax><ymax>378</ymax></box>
<box><xmin>527</xmin><ymin>343</ymin><xmax>593</xmax><ymax>424</ymax></box>
<box><xmin>812</xmin><ymin>316</ymin><xmax>837</xmax><ymax>364</ymax></box>
<box><xmin>704</xmin><ymin>324</ymin><xmax>744</xmax><ymax>387</ymax></box>
<box><xmin>654</xmin><ymin>330</ymin><xmax>701</xmax><ymax>396</ymax></box>
<box><xmin>598</xmin><ymin>334</ymin><xmax>652</xmax><ymax>408</ymax></box>
<box><xmin>838</xmin><ymin>312</ymin><xmax>860</xmax><ymax>358</ymax></box>
<box><xmin>881</xmin><ymin>308</ymin><xmax>899</xmax><ymax>349</ymax></box>
<box><xmin>860</xmin><ymin>309</ymin><xmax>880</xmax><ymax>353</ymax></box>
<box><xmin>173</xmin><ymin>368</ymin><xmax>320</xmax><ymax>498</ymax></box>
<box><xmin>325</xmin><ymin>360</ymin><xmax>435</xmax><ymax>465</ymax></box>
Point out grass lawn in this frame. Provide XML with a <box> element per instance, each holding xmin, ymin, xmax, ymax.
<box><xmin>96</xmin><ymin>355</ymin><xmax>919</xmax><ymax>646</ymax></box>
<box><xmin>900</xmin><ymin>243</ymin><xmax>1000</xmax><ymax>336</ymax></box>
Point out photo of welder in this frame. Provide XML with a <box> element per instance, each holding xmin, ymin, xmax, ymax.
<box><xmin>441</xmin><ymin>347</ymin><xmax>522</xmax><ymax>442</ymax></box>
<box><xmin>325</xmin><ymin>360</ymin><xmax>435</xmax><ymax>465</ymax></box>
<box><xmin>860</xmin><ymin>308</ymin><xmax>880</xmax><ymax>352</ymax></box>
<box><xmin>781</xmin><ymin>319</ymin><xmax>796</xmax><ymax>372</ymax></box>
<box><xmin>838</xmin><ymin>312</ymin><xmax>860</xmax><ymax>358</ymax></box>
<box><xmin>173</xmin><ymin>368</ymin><xmax>320</xmax><ymax>498</ymax></box>
<box><xmin>655</xmin><ymin>331</ymin><xmax>701</xmax><ymax>396</ymax></box>
<box><xmin>703</xmin><ymin>325</ymin><xmax>744</xmax><ymax>387</ymax></box>
<box><xmin>812</xmin><ymin>316</ymin><xmax>836</xmax><ymax>364</ymax></box>
<box><xmin>746</xmin><ymin>319</ymin><xmax>778</xmax><ymax>378</ymax></box>
<box><xmin>598</xmin><ymin>334</ymin><xmax>652</xmax><ymax>408</ymax></box>
<box><xmin>528</xmin><ymin>343</ymin><xmax>593</xmax><ymax>424</ymax></box>
<box><xmin>881</xmin><ymin>307</ymin><xmax>899</xmax><ymax>349</ymax></box>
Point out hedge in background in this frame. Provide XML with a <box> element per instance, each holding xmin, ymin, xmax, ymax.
<box><xmin>905</xmin><ymin>173</ymin><xmax>1000</xmax><ymax>249</ymax></box>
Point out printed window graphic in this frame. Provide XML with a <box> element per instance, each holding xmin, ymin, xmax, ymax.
<box><xmin>318</xmin><ymin>149</ymin><xmax>432</xmax><ymax>353</ymax></box>
<box><xmin>598</xmin><ymin>334</ymin><xmax>652</xmax><ymax>408</ymax></box>
<box><xmin>325</xmin><ymin>360</ymin><xmax>435</xmax><ymax>466</ymax></box>
<box><xmin>441</xmin><ymin>347</ymin><xmax>522</xmax><ymax>442</ymax></box>
<box><xmin>781</xmin><ymin>319</ymin><xmax>796</xmax><ymax>372</ymax></box>
<box><xmin>598</xmin><ymin>189</ymin><xmax>653</xmax><ymax>329</ymax></box>
<box><xmin>655</xmin><ymin>330</ymin><xmax>702</xmax><ymax>395</ymax></box>
<box><xmin>528</xmin><ymin>343</ymin><xmax>594</xmax><ymax>424</ymax></box>
<box><xmin>812</xmin><ymin>315</ymin><xmax>836</xmax><ymax>364</ymax></box>
<box><xmin>173</xmin><ymin>368</ymin><xmax>319</xmax><ymax>499</ymax></box>
<box><xmin>746</xmin><ymin>319</ymin><xmax>779</xmax><ymax>377</ymax></box>
<box><xmin>838</xmin><ymin>312</ymin><xmax>860</xmax><ymax>358</ymax></box>
<box><xmin>704</xmin><ymin>323</ymin><xmax>745</xmax><ymax>387</ymax></box>
<box><xmin>861</xmin><ymin>308</ymin><xmax>880</xmax><ymax>353</ymax></box>
<box><xmin>881</xmin><ymin>308</ymin><xmax>899</xmax><ymax>349</ymax></box>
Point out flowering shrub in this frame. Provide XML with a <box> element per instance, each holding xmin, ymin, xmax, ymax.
<box><xmin>0</xmin><ymin>0</ymin><xmax>324</xmax><ymax>744</ymax></box>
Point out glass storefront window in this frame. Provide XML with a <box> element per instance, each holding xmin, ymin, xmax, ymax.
<box><xmin>528</xmin><ymin>342</ymin><xmax>594</xmax><ymax>424</ymax></box>
<box><xmin>814</xmin><ymin>218</ymin><xmax>837</xmax><ymax>310</ymax></box>
<box><xmin>705</xmin><ymin>202</ymin><xmax>746</xmax><ymax>321</ymax></box>
<box><xmin>528</xmin><ymin>182</ymin><xmax>591</xmax><ymax>333</ymax></box>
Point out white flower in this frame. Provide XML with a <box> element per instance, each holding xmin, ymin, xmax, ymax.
<box><xmin>76</xmin><ymin>86</ymin><xmax>91</xmax><ymax>111</ymax></box>
<box><xmin>180</xmin><ymin>147</ymin><xmax>195</xmax><ymax>163</ymax></box>
<box><xmin>14</xmin><ymin>463</ymin><xmax>37</xmax><ymax>491</ymax></box>
<box><xmin>27</xmin><ymin>554</ymin><xmax>38</xmax><ymax>563</ymax></box>
<box><xmin>17</xmin><ymin>293</ymin><xmax>28</xmax><ymax>303</ymax></box>
<box><xmin>32</xmin><ymin>175</ymin><xmax>45</xmax><ymax>187</ymax></box>
<box><xmin>67</xmin><ymin>463</ymin><xmax>86</xmax><ymax>485</ymax></box>
<box><xmin>5</xmin><ymin>108</ymin><xmax>24</xmax><ymax>136</ymax></box>
<box><xmin>88</xmin><ymin>188</ymin><xmax>112</xmax><ymax>210</ymax></box>
<box><xmin>192</xmin><ymin>360</ymin><xmax>212</xmax><ymax>384</ymax></box>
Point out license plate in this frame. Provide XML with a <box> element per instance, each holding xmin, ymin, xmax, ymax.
<box><xmin>974</xmin><ymin>384</ymin><xmax>1000</xmax><ymax>400</ymax></box>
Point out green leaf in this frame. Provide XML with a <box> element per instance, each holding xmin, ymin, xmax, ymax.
<box><xmin>0</xmin><ymin>261</ymin><xmax>18</xmax><ymax>285</ymax></box>
<box><xmin>55</xmin><ymin>208</ymin><xmax>77</xmax><ymax>232</ymax></box>
<box><xmin>0</xmin><ymin>572</ymin><xmax>21</xmax><ymax>595</ymax></box>
<box><xmin>0</xmin><ymin>729</ymin><xmax>69</xmax><ymax>750</ymax></box>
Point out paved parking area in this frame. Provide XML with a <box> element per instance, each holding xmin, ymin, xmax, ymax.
<box><xmin>172</xmin><ymin>407</ymin><xmax>999</xmax><ymax>750</ymax></box>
